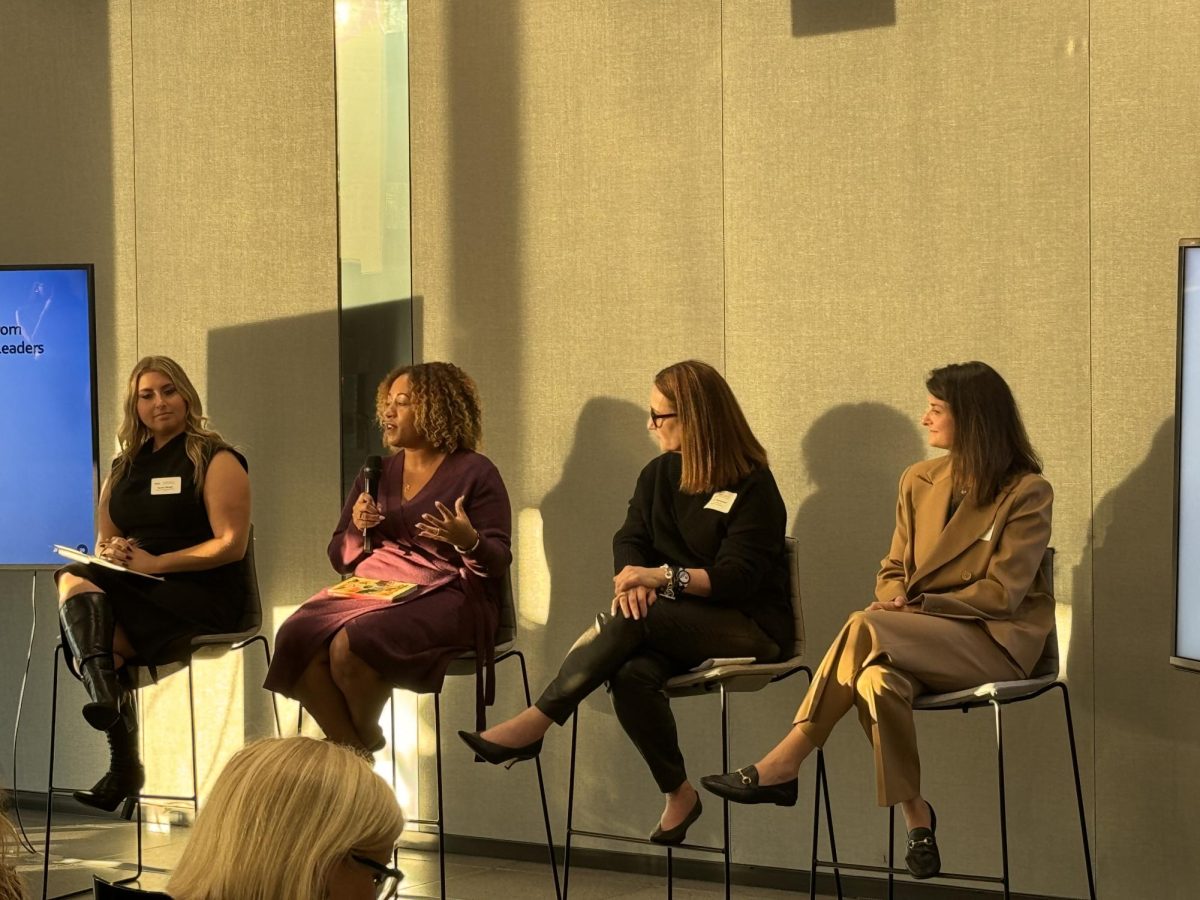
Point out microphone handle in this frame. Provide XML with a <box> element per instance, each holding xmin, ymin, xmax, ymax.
<box><xmin>363</xmin><ymin>526</ymin><xmax>373</xmax><ymax>554</ymax></box>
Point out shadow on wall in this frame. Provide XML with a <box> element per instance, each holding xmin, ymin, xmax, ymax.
<box><xmin>792</xmin><ymin>0</ymin><xmax>897</xmax><ymax>37</ymax></box>
<box><xmin>538</xmin><ymin>397</ymin><xmax>652</xmax><ymax>684</ymax></box>
<box><xmin>791</xmin><ymin>403</ymin><xmax>925</xmax><ymax>645</ymax></box>
<box><xmin>1076</xmin><ymin>417</ymin><xmax>1175</xmax><ymax>734</ymax></box>
<box><xmin>534</xmin><ymin>397</ymin><xmax>658</xmax><ymax>824</ymax></box>
<box><xmin>207</xmin><ymin>310</ymin><xmax>342</xmax><ymax>736</ymax></box>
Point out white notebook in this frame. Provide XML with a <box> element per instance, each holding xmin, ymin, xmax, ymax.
<box><xmin>53</xmin><ymin>545</ymin><xmax>165</xmax><ymax>581</ymax></box>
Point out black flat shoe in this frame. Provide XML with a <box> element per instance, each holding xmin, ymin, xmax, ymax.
<box><xmin>650</xmin><ymin>796</ymin><xmax>703</xmax><ymax>845</ymax></box>
<box><xmin>700</xmin><ymin>765</ymin><xmax>798</xmax><ymax>807</ymax></box>
<box><xmin>905</xmin><ymin>802</ymin><xmax>940</xmax><ymax>879</ymax></box>
<box><xmin>458</xmin><ymin>730</ymin><xmax>543</xmax><ymax>768</ymax></box>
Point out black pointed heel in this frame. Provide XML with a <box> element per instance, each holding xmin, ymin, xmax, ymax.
<box><xmin>650</xmin><ymin>796</ymin><xmax>703</xmax><ymax>845</ymax></box>
<box><xmin>119</xmin><ymin>797</ymin><xmax>139</xmax><ymax>821</ymax></box>
<box><xmin>457</xmin><ymin>730</ymin><xmax>542</xmax><ymax>768</ymax></box>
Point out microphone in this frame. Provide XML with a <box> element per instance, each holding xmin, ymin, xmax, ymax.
<box><xmin>362</xmin><ymin>455</ymin><xmax>383</xmax><ymax>553</ymax></box>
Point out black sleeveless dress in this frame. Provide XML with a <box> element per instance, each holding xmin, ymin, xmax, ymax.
<box><xmin>57</xmin><ymin>433</ymin><xmax>249</xmax><ymax>666</ymax></box>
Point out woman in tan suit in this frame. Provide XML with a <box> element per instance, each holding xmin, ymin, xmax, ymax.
<box><xmin>702</xmin><ymin>361</ymin><xmax>1053</xmax><ymax>879</ymax></box>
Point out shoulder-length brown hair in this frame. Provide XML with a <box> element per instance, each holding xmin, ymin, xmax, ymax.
<box><xmin>112</xmin><ymin>356</ymin><xmax>232</xmax><ymax>496</ymax></box>
<box><xmin>655</xmin><ymin>360</ymin><xmax>768</xmax><ymax>494</ymax></box>
<box><xmin>376</xmin><ymin>362</ymin><xmax>482</xmax><ymax>454</ymax></box>
<box><xmin>926</xmin><ymin>361</ymin><xmax>1042</xmax><ymax>506</ymax></box>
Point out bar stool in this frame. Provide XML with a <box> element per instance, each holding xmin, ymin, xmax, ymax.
<box><xmin>299</xmin><ymin>571</ymin><xmax>561</xmax><ymax>900</ymax></box>
<box><xmin>562</xmin><ymin>537</ymin><xmax>813</xmax><ymax>899</ymax></box>
<box><xmin>41</xmin><ymin>531</ymin><xmax>276</xmax><ymax>900</ymax></box>
<box><xmin>808</xmin><ymin>548</ymin><xmax>1097</xmax><ymax>900</ymax></box>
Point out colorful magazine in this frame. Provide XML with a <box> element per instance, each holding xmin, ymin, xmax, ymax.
<box><xmin>328</xmin><ymin>576</ymin><xmax>418</xmax><ymax>601</ymax></box>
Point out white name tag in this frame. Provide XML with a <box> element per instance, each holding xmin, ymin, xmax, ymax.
<box><xmin>704</xmin><ymin>490</ymin><xmax>737</xmax><ymax>513</ymax></box>
<box><xmin>980</xmin><ymin>520</ymin><xmax>996</xmax><ymax>542</ymax></box>
<box><xmin>151</xmin><ymin>476</ymin><xmax>182</xmax><ymax>496</ymax></box>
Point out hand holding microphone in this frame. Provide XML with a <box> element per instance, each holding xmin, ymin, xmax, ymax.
<box><xmin>357</xmin><ymin>456</ymin><xmax>384</xmax><ymax>552</ymax></box>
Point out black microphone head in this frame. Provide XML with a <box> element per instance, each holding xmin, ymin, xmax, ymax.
<box><xmin>363</xmin><ymin>455</ymin><xmax>384</xmax><ymax>498</ymax></box>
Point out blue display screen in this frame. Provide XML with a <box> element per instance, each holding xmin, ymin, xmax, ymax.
<box><xmin>0</xmin><ymin>265</ymin><xmax>98</xmax><ymax>567</ymax></box>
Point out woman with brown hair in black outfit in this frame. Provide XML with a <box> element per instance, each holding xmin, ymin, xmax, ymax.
<box><xmin>460</xmin><ymin>360</ymin><xmax>793</xmax><ymax>845</ymax></box>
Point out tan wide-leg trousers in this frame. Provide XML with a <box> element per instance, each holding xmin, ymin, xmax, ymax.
<box><xmin>794</xmin><ymin>610</ymin><xmax>1024</xmax><ymax>806</ymax></box>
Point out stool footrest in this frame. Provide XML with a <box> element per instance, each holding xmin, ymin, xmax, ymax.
<box><xmin>813</xmin><ymin>858</ymin><xmax>1005</xmax><ymax>885</ymax></box>
<box><xmin>568</xmin><ymin>827</ymin><xmax>723</xmax><ymax>855</ymax></box>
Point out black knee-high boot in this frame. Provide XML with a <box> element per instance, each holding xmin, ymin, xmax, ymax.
<box><xmin>73</xmin><ymin>693</ymin><xmax>144</xmax><ymax>815</ymax></box>
<box><xmin>59</xmin><ymin>591</ymin><xmax>123</xmax><ymax>730</ymax></box>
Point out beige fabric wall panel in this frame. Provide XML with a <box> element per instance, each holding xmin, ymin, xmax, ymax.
<box><xmin>410</xmin><ymin>0</ymin><xmax>725</xmax><ymax>842</ymax></box>
<box><xmin>1090</xmin><ymin>2</ymin><xmax>1200</xmax><ymax>897</ymax></box>
<box><xmin>722</xmin><ymin>2</ymin><xmax>1091</xmax><ymax>889</ymax></box>
<box><xmin>126</xmin><ymin>0</ymin><xmax>341</xmax><ymax>770</ymax></box>
<box><xmin>0</xmin><ymin>0</ymin><xmax>138</xmax><ymax>792</ymax></box>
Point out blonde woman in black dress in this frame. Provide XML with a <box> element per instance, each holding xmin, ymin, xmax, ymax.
<box><xmin>54</xmin><ymin>356</ymin><xmax>251</xmax><ymax>813</ymax></box>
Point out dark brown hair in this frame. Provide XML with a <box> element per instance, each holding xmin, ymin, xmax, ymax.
<box><xmin>376</xmin><ymin>362</ymin><xmax>482</xmax><ymax>453</ymax></box>
<box><xmin>655</xmin><ymin>360</ymin><xmax>768</xmax><ymax>494</ymax></box>
<box><xmin>926</xmin><ymin>361</ymin><xmax>1042</xmax><ymax>506</ymax></box>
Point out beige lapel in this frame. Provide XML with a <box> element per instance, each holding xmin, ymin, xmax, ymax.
<box><xmin>908</xmin><ymin>460</ymin><xmax>1014</xmax><ymax>590</ymax></box>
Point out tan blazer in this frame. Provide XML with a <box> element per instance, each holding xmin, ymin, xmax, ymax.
<box><xmin>875</xmin><ymin>455</ymin><xmax>1054</xmax><ymax>676</ymax></box>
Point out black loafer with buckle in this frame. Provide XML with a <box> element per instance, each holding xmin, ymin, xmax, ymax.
<box><xmin>905</xmin><ymin>802</ymin><xmax>940</xmax><ymax>879</ymax></box>
<box><xmin>700</xmin><ymin>765</ymin><xmax>798</xmax><ymax>807</ymax></box>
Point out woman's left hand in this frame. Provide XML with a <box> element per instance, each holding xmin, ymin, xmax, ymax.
<box><xmin>613</xmin><ymin>565</ymin><xmax>669</xmax><ymax>594</ymax></box>
<box><xmin>124</xmin><ymin>544</ymin><xmax>161</xmax><ymax>575</ymax></box>
<box><xmin>417</xmin><ymin>496</ymin><xmax>479</xmax><ymax>551</ymax></box>
<box><xmin>866</xmin><ymin>596</ymin><xmax>918</xmax><ymax>613</ymax></box>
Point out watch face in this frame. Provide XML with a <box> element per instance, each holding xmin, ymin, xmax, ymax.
<box><xmin>677</xmin><ymin>568</ymin><xmax>691</xmax><ymax>588</ymax></box>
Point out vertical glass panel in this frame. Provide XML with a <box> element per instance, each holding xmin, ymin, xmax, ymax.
<box><xmin>336</xmin><ymin>0</ymin><xmax>413</xmax><ymax>497</ymax></box>
<box><xmin>334</xmin><ymin>0</ymin><xmax>418</xmax><ymax>806</ymax></box>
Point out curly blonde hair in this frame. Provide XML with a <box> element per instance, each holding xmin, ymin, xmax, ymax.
<box><xmin>112</xmin><ymin>356</ymin><xmax>234</xmax><ymax>496</ymax></box>
<box><xmin>376</xmin><ymin>362</ymin><xmax>482</xmax><ymax>453</ymax></box>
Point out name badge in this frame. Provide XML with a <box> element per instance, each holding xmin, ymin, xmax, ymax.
<box><xmin>151</xmin><ymin>476</ymin><xmax>182</xmax><ymax>496</ymax></box>
<box><xmin>704</xmin><ymin>490</ymin><xmax>737</xmax><ymax>514</ymax></box>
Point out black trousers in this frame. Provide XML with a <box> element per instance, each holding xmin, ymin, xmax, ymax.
<box><xmin>535</xmin><ymin>596</ymin><xmax>780</xmax><ymax>793</ymax></box>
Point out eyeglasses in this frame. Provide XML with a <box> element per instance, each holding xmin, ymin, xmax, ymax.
<box><xmin>649</xmin><ymin>409</ymin><xmax>678</xmax><ymax>429</ymax></box>
<box><xmin>351</xmin><ymin>853</ymin><xmax>405</xmax><ymax>899</ymax></box>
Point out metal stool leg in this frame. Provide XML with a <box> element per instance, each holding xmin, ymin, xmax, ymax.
<box><xmin>719</xmin><ymin>685</ymin><xmax>730</xmax><ymax>900</ymax></box>
<box><xmin>992</xmin><ymin>700</ymin><xmax>1010</xmax><ymax>900</ymax></box>
<box><xmin>820</xmin><ymin>755</ymin><xmax>842</xmax><ymax>900</ymax></box>
<box><xmin>42</xmin><ymin>645</ymin><xmax>61</xmax><ymax>900</ymax></box>
<box><xmin>563</xmin><ymin>712</ymin><xmax>579</xmax><ymax>900</ymax></box>
<box><xmin>512</xmin><ymin>651</ymin><xmax>562</xmax><ymax>899</ymax></box>
<box><xmin>434</xmin><ymin>693</ymin><xmax>446</xmax><ymax>900</ymax></box>
<box><xmin>1056</xmin><ymin>684</ymin><xmax>1097</xmax><ymax>900</ymax></box>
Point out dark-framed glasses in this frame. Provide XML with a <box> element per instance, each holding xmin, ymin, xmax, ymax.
<box><xmin>351</xmin><ymin>853</ymin><xmax>404</xmax><ymax>899</ymax></box>
<box><xmin>649</xmin><ymin>409</ymin><xmax>678</xmax><ymax>429</ymax></box>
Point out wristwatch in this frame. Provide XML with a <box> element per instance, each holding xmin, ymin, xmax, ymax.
<box><xmin>674</xmin><ymin>566</ymin><xmax>691</xmax><ymax>596</ymax></box>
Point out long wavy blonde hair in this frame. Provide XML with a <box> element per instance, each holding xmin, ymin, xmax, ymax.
<box><xmin>112</xmin><ymin>356</ymin><xmax>231</xmax><ymax>496</ymax></box>
<box><xmin>166</xmin><ymin>737</ymin><xmax>405</xmax><ymax>900</ymax></box>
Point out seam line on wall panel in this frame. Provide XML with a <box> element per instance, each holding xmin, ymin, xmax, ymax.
<box><xmin>719</xmin><ymin>0</ymin><xmax>727</xmax><ymax>372</ymax></box>
<box><xmin>1086</xmin><ymin>0</ymin><xmax>1097</xmax><ymax>869</ymax></box>
<box><xmin>128</xmin><ymin>0</ymin><xmax>139</xmax><ymax>357</ymax></box>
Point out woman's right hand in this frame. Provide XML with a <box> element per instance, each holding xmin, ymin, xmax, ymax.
<box><xmin>351</xmin><ymin>493</ymin><xmax>384</xmax><ymax>532</ymax></box>
<box><xmin>97</xmin><ymin>536</ymin><xmax>136</xmax><ymax>566</ymax></box>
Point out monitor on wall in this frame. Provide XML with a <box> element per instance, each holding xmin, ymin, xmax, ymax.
<box><xmin>0</xmin><ymin>264</ymin><xmax>99</xmax><ymax>568</ymax></box>
<box><xmin>1173</xmin><ymin>239</ymin><xmax>1200</xmax><ymax>671</ymax></box>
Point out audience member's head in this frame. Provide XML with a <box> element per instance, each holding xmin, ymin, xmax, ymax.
<box><xmin>0</xmin><ymin>796</ymin><xmax>29</xmax><ymax>900</ymax></box>
<box><xmin>167</xmin><ymin>737</ymin><xmax>405</xmax><ymax>900</ymax></box>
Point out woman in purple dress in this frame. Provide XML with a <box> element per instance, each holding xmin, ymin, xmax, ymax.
<box><xmin>265</xmin><ymin>362</ymin><xmax>511</xmax><ymax>754</ymax></box>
